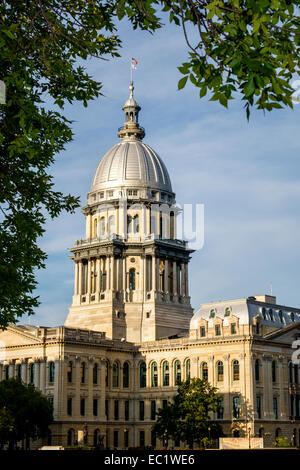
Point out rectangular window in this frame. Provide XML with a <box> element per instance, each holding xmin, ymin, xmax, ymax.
<box><xmin>151</xmin><ymin>430</ymin><xmax>156</xmax><ymax>448</ymax></box>
<box><xmin>124</xmin><ymin>430</ymin><xmax>129</xmax><ymax>448</ymax></box>
<box><xmin>125</xmin><ymin>400</ymin><xmax>129</xmax><ymax>421</ymax></box>
<box><xmin>67</xmin><ymin>397</ymin><xmax>72</xmax><ymax>416</ymax></box>
<box><xmin>256</xmin><ymin>396</ymin><xmax>261</xmax><ymax>419</ymax></box>
<box><xmin>105</xmin><ymin>399</ymin><xmax>109</xmax><ymax>420</ymax></box>
<box><xmin>108</xmin><ymin>190</ymin><xmax>113</xmax><ymax>197</ymax></box>
<box><xmin>139</xmin><ymin>401</ymin><xmax>144</xmax><ymax>421</ymax></box>
<box><xmin>215</xmin><ymin>324</ymin><xmax>221</xmax><ymax>336</ymax></box>
<box><xmin>233</xmin><ymin>397</ymin><xmax>239</xmax><ymax>419</ymax></box>
<box><xmin>151</xmin><ymin>400</ymin><xmax>156</xmax><ymax>420</ymax></box>
<box><xmin>139</xmin><ymin>430</ymin><xmax>145</xmax><ymax>448</ymax></box>
<box><xmin>93</xmin><ymin>399</ymin><xmax>98</xmax><ymax>417</ymax></box>
<box><xmin>114</xmin><ymin>400</ymin><xmax>119</xmax><ymax>421</ymax></box>
<box><xmin>231</xmin><ymin>323</ymin><xmax>237</xmax><ymax>334</ymax></box>
<box><xmin>273</xmin><ymin>397</ymin><xmax>278</xmax><ymax>419</ymax></box>
<box><xmin>200</xmin><ymin>326</ymin><xmax>206</xmax><ymax>337</ymax></box>
<box><xmin>162</xmin><ymin>400</ymin><xmax>168</xmax><ymax>410</ymax></box>
<box><xmin>80</xmin><ymin>398</ymin><xmax>85</xmax><ymax>416</ymax></box>
<box><xmin>113</xmin><ymin>430</ymin><xmax>118</xmax><ymax>448</ymax></box>
<box><xmin>217</xmin><ymin>397</ymin><xmax>224</xmax><ymax>420</ymax></box>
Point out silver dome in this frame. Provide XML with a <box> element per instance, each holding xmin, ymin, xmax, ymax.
<box><xmin>90</xmin><ymin>140</ymin><xmax>172</xmax><ymax>193</ymax></box>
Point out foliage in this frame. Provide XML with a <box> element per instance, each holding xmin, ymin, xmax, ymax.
<box><xmin>274</xmin><ymin>437</ymin><xmax>293</xmax><ymax>447</ymax></box>
<box><xmin>0</xmin><ymin>378</ymin><xmax>53</xmax><ymax>448</ymax></box>
<box><xmin>152</xmin><ymin>378</ymin><xmax>223</xmax><ymax>448</ymax></box>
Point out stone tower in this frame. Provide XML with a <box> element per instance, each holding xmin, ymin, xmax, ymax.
<box><xmin>65</xmin><ymin>82</ymin><xmax>194</xmax><ymax>342</ymax></box>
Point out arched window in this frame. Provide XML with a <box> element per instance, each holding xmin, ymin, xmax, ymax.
<box><xmin>174</xmin><ymin>360</ymin><xmax>181</xmax><ymax>386</ymax></box>
<box><xmin>30</xmin><ymin>363</ymin><xmax>35</xmax><ymax>384</ymax></box>
<box><xmin>233</xmin><ymin>396</ymin><xmax>240</xmax><ymax>418</ymax></box>
<box><xmin>209</xmin><ymin>309</ymin><xmax>215</xmax><ymax>319</ymax></box>
<box><xmin>127</xmin><ymin>215</ymin><xmax>133</xmax><ymax>234</ymax></box>
<box><xmin>94</xmin><ymin>219</ymin><xmax>98</xmax><ymax>238</ymax></box>
<box><xmin>255</xmin><ymin>359</ymin><xmax>260</xmax><ymax>381</ymax></box>
<box><xmin>269</xmin><ymin>308</ymin><xmax>274</xmax><ymax>321</ymax></box>
<box><xmin>185</xmin><ymin>359</ymin><xmax>190</xmax><ymax>382</ymax></box>
<box><xmin>225</xmin><ymin>307</ymin><xmax>231</xmax><ymax>317</ymax></box>
<box><xmin>291</xmin><ymin>312</ymin><xmax>295</xmax><ymax>322</ymax></box>
<box><xmin>202</xmin><ymin>362</ymin><xmax>208</xmax><ymax>381</ymax></box>
<box><xmin>67</xmin><ymin>429</ymin><xmax>75</xmax><ymax>446</ymax></box>
<box><xmin>123</xmin><ymin>362</ymin><xmax>129</xmax><ymax>388</ymax></box>
<box><xmin>232</xmin><ymin>360</ymin><xmax>239</xmax><ymax>381</ymax></box>
<box><xmin>151</xmin><ymin>362</ymin><xmax>158</xmax><ymax>387</ymax></box>
<box><xmin>80</xmin><ymin>362</ymin><xmax>86</xmax><ymax>384</ymax></box>
<box><xmin>100</xmin><ymin>217</ymin><xmax>105</xmax><ymax>236</ymax></box>
<box><xmin>94</xmin><ymin>429</ymin><xmax>100</xmax><ymax>447</ymax></box>
<box><xmin>133</xmin><ymin>215</ymin><xmax>139</xmax><ymax>233</ymax></box>
<box><xmin>162</xmin><ymin>361</ymin><xmax>169</xmax><ymax>387</ymax></box>
<box><xmin>217</xmin><ymin>361</ymin><xmax>224</xmax><ymax>382</ymax></box>
<box><xmin>93</xmin><ymin>363</ymin><xmax>98</xmax><ymax>385</ymax></box>
<box><xmin>140</xmin><ymin>362</ymin><xmax>146</xmax><ymax>388</ymax></box>
<box><xmin>108</xmin><ymin>215</ymin><xmax>115</xmax><ymax>235</ymax></box>
<box><xmin>262</xmin><ymin>307</ymin><xmax>266</xmax><ymax>320</ymax></box>
<box><xmin>112</xmin><ymin>362</ymin><xmax>119</xmax><ymax>388</ymax></box>
<box><xmin>67</xmin><ymin>361</ymin><xmax>73</xmax><ymax>383</ymax></box>
<box><xmin>49</xmin><ymin>361</ymin><xmax>55</xmax><ymax>383</ymax></box>
<box><xmin>272</xmin><ymin>360</ymin><xmax>276</xmax><ymax>383</ymax></box>
<box><xmin>129</xmin><ymin>268</ymin><xmax>136</xmax><ymax>291</ymax></box>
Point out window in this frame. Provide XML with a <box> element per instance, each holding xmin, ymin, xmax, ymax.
<box><xmin>80</xmin><ymin>362</ymin><xmax>86</xmax><ymax>384</ymax></box>
<box><xmin>185</xmin><ymin>359</ymin><xmax>190</xmax><ymax>382</ymax></box>
<box><xmin>262</xmin><ymin>307</ymin><xmax>266</xmax><ymax>319</ymax></box>
<box><xmin>100</xmin><ymin>217</ymin><xmax>105</xmax><ymax>236</ymax></box>
<box><xmin>202</xmin><ymin>362</ymin><xmax>208</xmax><ymax>381</ymax></box>
<box><xmin>67</xmin><ymin>361</ymin><xmax>73</xmax><ymax>383</ymax></box>
<box><xmin>67</xmin><ymin>429</ymin><xmax>75</xmax><ymax>446</ymax></box>
<box><xmin>139</xmin><ymin>430</ymin><xmax>145</xmax><ymax>448</ymax></box>
<box><xmin>278</xmin><ymin>310</ymin><xmax>283</xmax><ymax>323</ymax></box>
<box><xmin>94</xmin><ymin>218</ymin><xmax>97</xmax><ymax>237</ymax></box>
<box><xmin>108</xmin><ymin>215</ymin><xmax>115</xmax><ymax>235</ymax></box>
<box><xmin>125</xmin><ymin>400</ymin><xmax>129</xmax><ymax>421</ymax></box>
<box><xmin>209</xmin><ymin>309</ymin><xmax>215</xmax><ymax>319</ymax></box>
<box><xmin>100</xmin><ymin>192</ymin><xmax>104</xmax><ymax>199</ymax></box>
<box><xmin>93</xmin><ymin>363</ymin><xmax>98</xmax><ymax>385</ymax></box>
<box><xmin>113</xmin><ymin>430</ymin><xmax>119</xmax><ymax>448</ymax></box>
<box><xmin>162</xmin><ymin>361</ymin><xmax>170</xmax><ymax>386</ymax></box>
<box><xmin>217</xmin><ymin>397</ymin><xmax>224</xmax><ymax>420</ymax></box>
<box><xmin>200</xmin><ymin>326</ymin><xmax>206</xmax><ymax>337</ymax></box>
<box><xmin>151</xmin><ymin>400</ymin><xmax>156</xmax><ymax>420</ymax></box>
<box><xmin>123</xmin><ymin>362</ymin><xmax>129</xmax><ymax>388</ymax></box>
<box><xmin>105</xmin><ymin>399</ymin><xmax>109</xmax><ymax>419</ymax></box>
<box><xmin>174</xmin><ymin>360</ymin><xmax>181</xmax><ymax>386</ymax></box>
<box><xmin>124</xmin><ymin>430</ymin><xmax>129</xmax><ymax>448</ymax></box>
<box><xmin>215</xmin><ymin>324</ymin><xmax>221</xmax><ymax>336</ymax></box>
<box><xmin>232</xmin><ymin>360</ymin><xmax>239</xmax><ymax>381</ymax></box>
<box><xmin>17</xmin><ymin>364</ymin><xmax>22</xmax><ymax>379</ymax></box>
<box><xmin>105</xmin><ymin>361</ymin><xmax>109</xmax><ymax>387</ymax></box>
<box><xmin>93</xmin><ymin>399</ymin><xmax>98</xmax><ymax>417</ymax></box>
<box><xmin>48</xmin><ymin>397</ymin><xmax>54</xmax><ymax>410</ymax></box>
<box><xmin>108</xmin><ymin>190</ymin><xmax>113</xmax><ymax>197</ymax></box>
<box><xmin>151</xmin><ymin>362</ymin><xmax>158</xmax><ymax>387</ymax></box>
<box><xmin>140</xmin><ymin>362</ymin><xmax>146</xmax><ymax>388</ymax></box>
<box><xmin>291</xmin><ymin>312</ymin><xmax>295</xmax><ymax>322</ymax></box>
<box><xmin>114</xmin><ymin>400</ymin><xmax>119</xmax><ymax>420</ymax></box>
<box><xmin>295</xmin><ymin>364</ymin><xmax>299</xmax><ymax>384</ymax></box>
<box><xmin>289</xmin><ymin>362</ymin><xmax>293</xmax><ymax>383</ymax></box>
<box><xmin>127</xmin><ymin>215</ymin><xmax>133</xmax><ymax>233</ymax></box>
<box><xmin>272</xmin><ymin>360</ymin><xmax>276</xmax><ymax>383</ymax></box>
<box><xmin>231</xmin><ymin>323</ymin><xmax>237</xmax><ymax>335</ymax></box>
<box><xmin>255</xmin><ymin>359</ymin><xmax>260</xmax><ymax>381</ymax></box>
<box><xmin>273</xmin><ymin>397</ymin><xmax>278</xmax><ymax>419</ymax></box>
<box><xmin>233</xmin><ymin>397</ymin><xmax>240</xmax><ymax>418</ymax></box>
<box><xmin>30</xmin><ymin>363</ymin><xmax>35</xmax><ymax>384</ymax></box>
<box><xmin>112</xmin><ymin>362</ymin><xmax>119</xmax><ymax>388</ymax></box>
<box><xmin>256</xmin><ymin>396</ymin><xmax>261</xmax><ymax>419</ymax></box>
<box><xmin>269</xmin><ymin>308</ymin><xmax>274</xmax><ymax>321</ymax></box>
<box><xmin>217</xmin><ymin>361</ymin><xmax>224</xmax><ymax>382</ymax></box>
<box><xmin>67</xmin><ymin>398</ymin><xmax>72</xmax><ymax>416</ymax></box>
<box><xmin>129</xmin><ymin>268</ymin><xmax>136</xmax><ymax>291</ymax></box>
<box><xmin>94</xmin><ymin>429</ymin><xmax>100</xmax><ymax>447</ymax></box>
<box><xmin>162</xmin><ymin>400</ymin><xmax>168</xmax><ymax>409</ymax></box>
<box><xmin>151</xmin><ymin>430</ymin><xmax>156</xmax><ymax>448</ymax></box>
<box><xmin>80</xmin><ymin>398</ymin><xmax>85</xmax><ymax>416</ymax></box>
<box><xmin>133</xmin><ymin>215</ymin><xmax>139</xmax><ymax>233</ymax></box>
<box><xmin>139</xmin><ymin>401</ymin><xmax>144</xmax><ymax>421</ymax></box>
<box><xmin>224</xmin><ymin>307</ymin><xmax>231</xmax><ymax>317</ymax></box>
<box><xmin>49</xmin><ymin>361</ymin><xmax>55</xmax><ymax>383</ymax></box>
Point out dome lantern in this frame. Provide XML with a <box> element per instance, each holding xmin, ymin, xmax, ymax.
<box><xmin>118</xmin><ymin>81</ymin><xmax>145</xmax><ymax>141</ymax></box>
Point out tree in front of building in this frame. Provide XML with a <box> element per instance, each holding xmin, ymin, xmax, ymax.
<box><xmin>0</xmin><ymin>378</ymin><xmax>53</xmax><ymax>449</ymax></box>
<box><xmin>153</xmin><ymin>378</ymin><xmax>223</xmax><ymax>449</ymax></box>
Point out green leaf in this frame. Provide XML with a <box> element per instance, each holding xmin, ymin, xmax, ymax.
<box><xmin>178</xmin><ymin>76</ymin><xmax>188</xmax><ymax>90</ymax></box>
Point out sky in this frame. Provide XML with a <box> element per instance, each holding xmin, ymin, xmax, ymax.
<box><xmin>23</xmin><ymin>15</ymin><xmax>300</xmax><ymax>327</ymax></box>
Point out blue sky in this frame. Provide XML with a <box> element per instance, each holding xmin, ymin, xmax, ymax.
<box><xmin>23</xmin><ymin>16</ymin><xmax>300</xmax><ymax>327</ymax></box>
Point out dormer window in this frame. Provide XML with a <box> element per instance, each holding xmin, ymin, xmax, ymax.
<box><xmin>209</xmin><ymin>309</ymin><xmax>216</xmax><ymax>319</ymax></box>
<box><xmin>278</xmin><ymin>310</ymin><xmax>283</xmax><ymax>323</ymax></box>
<box><xmin>291</xmin><ymin>312</ymin><xmax>295</xmax><ymax>322</ymax></box>
<box><xmin>269</xmin><ymin>308</ymin><xmax>274</xmax><ymax>321</ymax></box>
<box><xmin>262</xmin><ymin>307</ymin><xmax>266</xmax><ymax>320</ymax></box>
<box><xmin>225</xmin><ymin>307</ymin><xmax>231</xmax><ymax>317</ymax></box>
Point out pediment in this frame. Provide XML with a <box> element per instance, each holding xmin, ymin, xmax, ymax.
<box><xmin>0</xmin><ymin>325</ymin><xmax>43</xmax><ymax>348</ymax></box>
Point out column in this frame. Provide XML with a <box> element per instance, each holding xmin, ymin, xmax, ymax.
<box><xmin>164</xmin><ymin>259</ymin><xmax>168</xmax><ymax>293</ymax></box>
<box><xmin>74</xmin><ymin>261</ymin><xmax>79</xmax><ymax>295</ymax></box>
<box><xmin>111</xmin><ymin>255</ymin><xmax>115</xmax><ymax>291</ymax></box>
<box><xmin>87</xmin><ymin>259</ymin><xmax>92</xmax><ymax>295</ymax></box>
<box><xmin>53</xmin><ymin>359</ymin><xmax>61</xmax><ymax>420</ymax></box>
<box><xmin>173</xmin><ymin>260</ymin><xmax>177</xmax><ymax>296</ymax></box>
<box><xmin>155</xmin><ymin>257</ymin><xmax>159</xmax><ymax>292</ymax></box>
<box><xmin>151</xmin><ymin>255</ymin><xmax>156</xmax><ymax>293</ymax></box>
<box><xmin>34</xmin><ymin>360</ymin><xmax>40</xmax><ymax>389</ymax></box>
<box><xmin>180</xmin><ymin>263</ymin><xmax>185</xmax><ymax>296</ymax></box>
<box><xmin>185</xmin><ymin>263</ymin><xmax>189</xmax><ymax>297</ymax></box>
<box><xmin>40</xmin><ymin>360</ymin><xmax>46</xmax><ymax>393</ymax></box>
<box><xmin>78</xmin><ymin>260</ymin><xmax>83</xmax><ymax>296</ymax></box>
<box><xmin>21</xmin><ymin>360</ymin><xmax>27</xmax><ymax>383</ymax></box>
<box><xmin>8</xmin><ymin>361</ymin><xmax>14</xmax><ymax>378</ymax></box>
<box><xmin>96</xmin><ymin>258</ymin><xmax>101</xmax><ymax>294</ymax></box>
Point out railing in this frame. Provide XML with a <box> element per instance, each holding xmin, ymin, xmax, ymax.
<box><xmin>118</xmin><ymin>125</ymin><xmax>145</xmax><ymax>133</ymax></box>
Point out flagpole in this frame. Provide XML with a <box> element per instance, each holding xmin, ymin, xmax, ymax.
<box><xmin>130</xmin><ymin>61</ymin><xmax>132</xmax><ymax>83</ymax></box>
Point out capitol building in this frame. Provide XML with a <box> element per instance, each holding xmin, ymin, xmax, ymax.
<box><xmin>1</xmin><ymin>83</ymin><xmax>300</xmax><ymax>449</ymax></box>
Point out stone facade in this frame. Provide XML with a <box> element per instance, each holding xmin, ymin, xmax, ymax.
<box><xmin>1</xmin><ymin>83</ymin><xmax>300</xmax><ymax>449</ymax></box>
